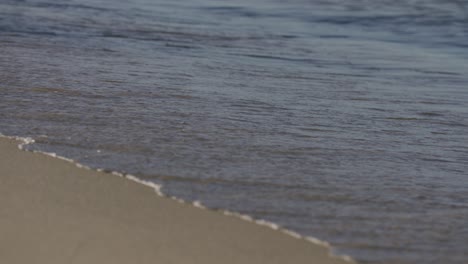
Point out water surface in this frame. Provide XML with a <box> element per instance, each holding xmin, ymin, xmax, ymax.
<box><xmin>1</xmin><ymin>0</ymin><xmax>468</xmax><ymax>263</ymax></box>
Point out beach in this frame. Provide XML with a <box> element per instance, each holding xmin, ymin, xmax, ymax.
<box><xmin>0</xmin><ymin>137</ymin><xmax>352</xmax><ymax>264</ymax></box>
<box><xmin>1</xmin><ymin>0</ymin><xmax>467</xmax><ymax>262</ymax></box>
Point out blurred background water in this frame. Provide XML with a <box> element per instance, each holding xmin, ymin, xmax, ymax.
<box><xmin>1</xmin><ymin>0</ymin><xmax>468</xmax><ymax>263</ymax></box>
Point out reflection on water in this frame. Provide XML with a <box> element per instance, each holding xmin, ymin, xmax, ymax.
<box><xmin>1</xmin><ymin>0</ymin><xmax>468</xmax><ymax>263</ymax></box>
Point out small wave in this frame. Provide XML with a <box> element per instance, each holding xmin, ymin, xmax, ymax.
<box><xmin>0</xmin><ymin>132</ymin><xmax>354</xmax><ymax>264</ymax></box>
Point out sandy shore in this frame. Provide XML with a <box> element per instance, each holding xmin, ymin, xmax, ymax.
<box><xmin>0</xmin><ymin>137</ymin><xmax>353</xmax><ymax>264</ymax></box>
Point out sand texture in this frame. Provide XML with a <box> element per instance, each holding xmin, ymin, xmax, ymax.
<box><xmin>0</xmin><ymin>137</ymin><xmax>353</xmax><ymax>264</ymax></box>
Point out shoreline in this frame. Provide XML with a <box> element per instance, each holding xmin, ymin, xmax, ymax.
<box><xmin>0</xmin><ymin>136</ymin><xmax>354</xmax><ymax>264</ymax></box>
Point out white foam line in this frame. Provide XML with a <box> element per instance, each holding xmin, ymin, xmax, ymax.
<box><xmin>0</xmin><ymin>134</ymin><xmax>36</xmax><ymax>150</ymax></box>
<box><xmin>170</xmin><ymin>196</ymin><xmax>185</xmax><ymax>204</ymax></box>
<box><xmin>0</xmin><ymin>133</ymin><xmax>355</xmax><ymax>263</ymax></box>
<box><xmin>221</xmin><ymin>209</ymin><xmax>333</xmax><ymax>245</ymax></box>
<box><xmin>255</xmin><ymin>219</ymin><xmax>280</xmax><ymax>230</ymax></box>
<box><xmin>40</xmin><ymin>151</ymin><xmax>78</xmax><ymax>164</ymax></box>
<box><xmin>193</xmin><ymin>200</ymin><xmax>206</xmax><ymax>209</ymax></box>
<box><xmin>124</xmin><ymin>174</ymin><xmax>163</xmax><ymax>197</ymax></box>
<box><xmin>281</xmin><ymin>229</ymin><xmax>302</xmax><ymax>239</ymax></box>
<box><xmin>215</xmin><ymin>208</ymin><xmax>354</xmax><ymax>263</ymax></box>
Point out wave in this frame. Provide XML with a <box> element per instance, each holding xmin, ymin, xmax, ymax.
<box><xmin>0</xmin><ymin>132</ymin><xmax>354</xmax><ymax>263</ymax></box>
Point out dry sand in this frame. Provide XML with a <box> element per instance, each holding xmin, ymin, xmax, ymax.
<box><xmin>0</xmin><ymin>137</ymin><xmax>354</xmax><ymax>264</ymax></box>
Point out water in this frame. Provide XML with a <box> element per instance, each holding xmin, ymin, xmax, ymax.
<box><xmin>1</xmin><ymin>0</ymin><xmax>468</xmax><ymax>263</ymax></box>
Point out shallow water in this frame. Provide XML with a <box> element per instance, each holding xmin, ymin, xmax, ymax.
<box><xmin>1</xmin><ymin>0</ymin><xmax>468</xmax><ymax>263</ymax></box>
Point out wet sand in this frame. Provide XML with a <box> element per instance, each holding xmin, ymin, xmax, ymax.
<box><xmin>0</xmin><ymin>137</ymin><xmax>353</xmax><ymax>264</ymax></box>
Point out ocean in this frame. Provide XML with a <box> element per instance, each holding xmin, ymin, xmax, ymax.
<box><xmin>1</xmin><ymin>0</ymin><xmax>467</xmax><ymax>263</ymax></box>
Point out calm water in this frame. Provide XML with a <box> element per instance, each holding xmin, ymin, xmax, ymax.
<box><xmin>1</xmin><ymin>0</ymin><xmax>468</xmax><ymax>263</ymax></box>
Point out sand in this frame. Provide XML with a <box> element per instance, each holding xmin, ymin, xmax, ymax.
<box><xmin>0</xmin><ymin>137</ymin><xmax>354</xmax><ymax>264</ymax></box>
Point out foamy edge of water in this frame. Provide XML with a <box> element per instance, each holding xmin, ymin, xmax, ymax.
<box><xmin>1</xmin><ymin>133</ymin><xmax>354</xmax><ymax>263</ymax></box>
